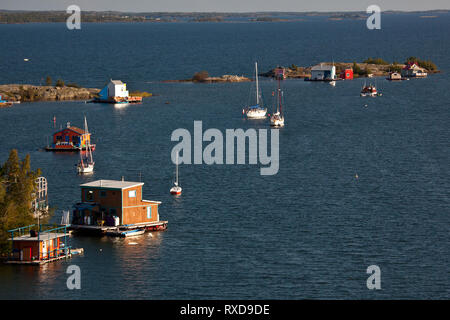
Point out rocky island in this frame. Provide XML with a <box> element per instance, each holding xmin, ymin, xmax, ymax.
<box><xmin>261</xmin><ymin>57</ymin><xmax>439</xmax><ymax>79</ymax></box>
<box><xmin>0</xmin><ymin>84</ymin><xmax>100</xmax><ymax>103</ymax></box>
<box><xmin>164</xmin><ymin>71</ymin><xmax>251</xmax><ymax>83</ymax></box>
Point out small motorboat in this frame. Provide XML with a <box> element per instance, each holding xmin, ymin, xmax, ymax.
<box><xmin>120</xmin><ymin>229</ymin><xmax>145</xmax><ymax>237</ymax></box>
<box><xmin>360</xmin><ymin>84</ymin><xmax>380</xmax><ymax>97</ymax></box>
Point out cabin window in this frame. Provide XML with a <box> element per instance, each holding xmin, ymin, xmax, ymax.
<box><xmin>86</xmin><ymin>190</ymin><xmax>94</xmax><ymax>201</ymax></box>
<box><xmin>128</xmin><ymin>190</ymin><xmax>136</xmax><ymax>198</ymax></box>
<box><xmin>147</xmin><ymin>206</ymin><xmax>152</xmax><ymax>219</ymax></box>
<box><xmin>100</xmin><ymin>191</ymin><xmax>107</xmax><ymax>198</ymax></box>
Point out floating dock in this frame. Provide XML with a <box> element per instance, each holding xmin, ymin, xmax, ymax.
<box><xmin>6</xmin><ymin>224</ymin><xmax>82</xmax><ymax>266</ymax></box>
<box><xmin>69</xmin><ymin>221</ymin><xmax>168</xmax><ymax>236</ymax></box>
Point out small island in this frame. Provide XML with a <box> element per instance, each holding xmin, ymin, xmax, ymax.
<box><xmin>261</xmin><ymin>57</ymin><xmax>439</xmax><ymax>79</ymax></box>
<box><xmin>164</xmin><ymin>71</ymin><xmax>251</xmax><ymax>83</ymax></box>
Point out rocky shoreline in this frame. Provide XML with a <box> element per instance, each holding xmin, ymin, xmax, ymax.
<box><xmin>163</xmin><ymin>74</ymin><xmax>251</xmax><ymax>83</ymax></box>
<box><xmin>0</xmin><ymin>84</ymin><xmax>100</xmax><ymax>103</ymax></box>
<box><xmin>261</xmin><ymin>61</ymin><xmax>440</xmax><ymax>79</ymax></box>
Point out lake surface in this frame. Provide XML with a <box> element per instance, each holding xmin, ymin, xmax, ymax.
<box><xmin>0</xmin><ymin>14</ymin><xmax>449</xmax><ymax>299</ymax></box>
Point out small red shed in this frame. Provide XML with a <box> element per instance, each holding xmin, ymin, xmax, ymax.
<box><xmin>340</xmin><ymin>68</ymin><xmax>354</xmax><ymax>80</ymax></box>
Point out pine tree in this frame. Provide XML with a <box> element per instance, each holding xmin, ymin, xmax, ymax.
<box><xmin>0</xmin><ymin>150</ymin><xmax>42</xmax><ymax>255</ymax></box>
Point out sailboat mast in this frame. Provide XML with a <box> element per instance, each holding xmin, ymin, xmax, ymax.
<box><xmin>84</xmin><ymin>116</ymin><xmax>93</xmax><ymax>162</ymax></box>
<box><xmin>255</xmin><ymin>62</ymin><xmax>259</xmax><ymax>106</ymax></box>
<box><xmin>277</xmin><ymin>78</ymin><xmax>281</xmax><ymax>113</ymax></box>
<box><xmin>176</xmin><ymin>153</ymin><xmax>179</xmax><ymax>185</ymax></box>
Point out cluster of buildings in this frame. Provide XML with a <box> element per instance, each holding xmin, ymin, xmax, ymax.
<box><xmin>309</xmin><ymin>64</ymin><xmax>353</xmax><ymax>81</ymax></box>
<box><xmin>307</xmin><ymin>61</ymin><xmax>428</xmax><ymax>82</ymax></box>
<box><xmin>7</xmin><ymin>178</ymin><xmax>167</xmax><ymax>265</ymax></box>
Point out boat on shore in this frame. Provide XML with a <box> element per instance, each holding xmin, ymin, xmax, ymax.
<box><xmin>0</xmin><ymin>95</ymin><xmax>13</xmax><ymax>107</ymax></box>
<box><xmin>243</xmin><ymin>62</ymin><xmax>267</xmax><ymax>119</ymax></box>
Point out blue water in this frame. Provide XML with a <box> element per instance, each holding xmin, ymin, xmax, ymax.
<box><xmin>0</xmin><ymin>14</ymin><xmax>449</xmax><ymax>299</ymax></box>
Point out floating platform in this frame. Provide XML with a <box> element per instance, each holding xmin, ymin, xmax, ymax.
<box><xmin>91</xmin><ymin>96</ymin><xmax>143</xmax><ymax>104</ymax></box>
<box><xmin>45</xmin><ymin>144</ymin><xmax>96</xmax><ymax>152</ymax></box>
<box><xmin>5</xmin><ymin>248</ymin><xmax>83</xmax><ymax>266</ymax></box>
<box><xmin>69</xmin><ymin>221</ymin><xmax>168</xmax><ymax>236</ymax></box>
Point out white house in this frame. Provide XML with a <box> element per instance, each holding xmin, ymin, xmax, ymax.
<box><xmin>310</xmin><ymin>64</ymin><xmax>336</xmax><ymax>81</ymax></box>
<box><xmin>107</xmin><ymin>80</ymin><xmax>129</xmax><ymax>98</ymax></box>
<box><xmin>401</xmin><ymin>63</ymin><xmax>428</xmax><ymax>78</ymax></box>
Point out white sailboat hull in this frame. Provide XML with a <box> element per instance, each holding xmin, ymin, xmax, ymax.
<box><xmin>170</xmin><ymin>185</ymin><xmax>182</xmax><ymax>195</ymax></box>
<box><xmin>77</xmin><ymin>163</ymin><xmax>94</xmax><ymax>173</ymax></box>
<box><xmin>270</xmin><ymin>115</ymin><xmax>285</xmax><ymax>127</ymax></box>
<box><xmin>245</xmin><ymin>108</ymin><xmax>267</xmax><ymax>118</ymax></box>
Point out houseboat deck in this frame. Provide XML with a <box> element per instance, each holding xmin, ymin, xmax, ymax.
<box><xmin>69</xmin><ymin>220</ymin><xmax>168</xmax><ymax>235</ymax></box>
<box><xmin>6</xmin><ymin>253</ymin><xmax>72</xmax><ymax>265</ymax></box>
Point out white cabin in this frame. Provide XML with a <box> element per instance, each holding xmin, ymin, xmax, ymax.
<box><xmin>107</xmin><ymin>80</ymin><xmax>129</xmax><ymax>98</ymax></box>
<box><xmin>310</xmin><ymin>64</ymin><xmax>336</xmax><ymax>80</ymax></box>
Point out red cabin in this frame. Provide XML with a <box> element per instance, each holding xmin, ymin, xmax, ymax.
<box><xmin>340</xmin><ymin>68</ymin><xmax>354</xmax><ymax>80</ymax></box>
<box><xmin>46</xmin><ymin>122</ymin><xmax>94</xmax><ymax>151</ymax></box>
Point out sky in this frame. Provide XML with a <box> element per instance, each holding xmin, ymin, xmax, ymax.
<box><xmin>0</xmin><ymin>0</ymin><xmax>449</xmax><ymax>12</ymax></box>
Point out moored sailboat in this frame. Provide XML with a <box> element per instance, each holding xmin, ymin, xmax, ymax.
<box><xmin>270</xmin><ymin>75</ymin><xmax>285</xmax><ymax>127</ymax></box>
<box><xmin>243</xmin><ymin>62</ymin><xmax>267</xmax><ymax>119</ymax></box>
<box><xmin>77</xmin><ymin>116</ymin><xmax>95</xmax><ymax>174</ymax></box>
<box><xmin>170</xmin><ymin>154</ymin><xmax>182</xmax><ymax>195</ymax></box>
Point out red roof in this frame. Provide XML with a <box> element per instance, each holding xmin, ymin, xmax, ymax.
<box><xmin>68</xmin><ymin>126</ymin><xmax>86</xmax><ymax>134</ymax></box>
<box><xmin>404</xmin><ymin>62</ymin><xmax>418</xmax><ymax>70</ymax></box>
<box><xmin>54</xmin><ymin>126</ymin><xmax>86</xmax><ymax>135</ymax></box>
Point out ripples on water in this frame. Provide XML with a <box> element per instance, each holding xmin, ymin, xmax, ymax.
<box><xmin>0</xmin><ymin>15</ymin><xmax>449</xmax><ymax>299</ymax></box>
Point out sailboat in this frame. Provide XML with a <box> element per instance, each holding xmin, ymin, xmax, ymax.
<box><xmin>77</xmin><ymin>116</ymin><xmax>95</xmax><ymax>174</ymax></box>
<box><xmin>243</xmin><ymin>62</ymin><xmax>267</xmax><ymax>119</ymax></box>
<box><xmin>270</xmin><ymin>76</ymin><xmax>285</xmax><ymax>127</ymax></box>
<box><xmin>170</xmin><ymin>154</ymin><xmax>182</xmax><ymax>195</ymax></box>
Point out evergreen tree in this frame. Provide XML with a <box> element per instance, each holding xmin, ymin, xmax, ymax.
<box><xmin>0</xmin><ymin>150</ymin><xmax>43</xmax><ymax>255</ymax></box>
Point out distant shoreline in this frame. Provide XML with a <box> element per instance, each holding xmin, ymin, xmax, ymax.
<box><xmin>0</xmin><ymin>10</ymin><xmax>449</xmax><ymax>24</ymax></box>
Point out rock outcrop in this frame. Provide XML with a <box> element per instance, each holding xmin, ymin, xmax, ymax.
<box><xmin>0</xmin><ymin>84</ymin><xmax>100</xmax><ymax>102</ymax></box>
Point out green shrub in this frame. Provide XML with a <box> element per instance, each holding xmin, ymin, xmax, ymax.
<box><xmin>363</xmin><ymin>57</ymin><xmax>389</xmax><ymax>65</ymax></box>
<box><xmin>192</xmin><ymin>71</ymin><xmax>209</xmax><ymax>82</ymax></box>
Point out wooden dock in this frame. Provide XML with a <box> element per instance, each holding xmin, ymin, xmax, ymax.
<box><xmin>69</xmin><ymin>221</ymin><xmax>168</xmax><ymax>235</ymax></box>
